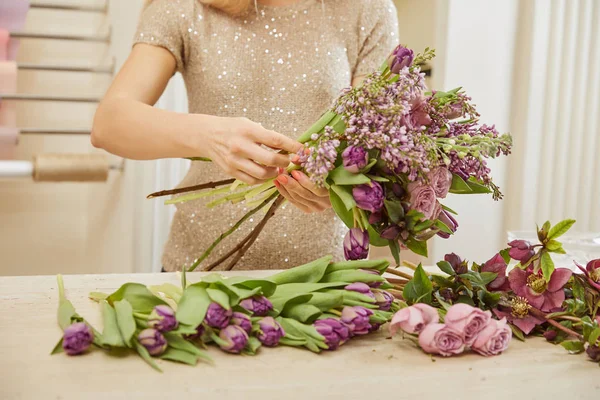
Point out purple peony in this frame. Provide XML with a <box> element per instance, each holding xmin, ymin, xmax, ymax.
<box><xmin>218</xmin><ymin>325</ymin><xmax>249</xmax><ymax>354</ymax></box>
<box><xmin>204</xmin><ymin>302</ymin><xmax>232</xmax><ymax>329</ymax></box>
<box><xmin>63</xmin><ymin>322</ymin><xmax>94</xmax><ymax>356</ymax></box>
<box><xmin>342</xmin><ymin>145</ymin><xmax>369</xmax><ymax>173</ymax></box>
<box><xmin>138</xmin><ymin>328</ymin><xmax>167</xmax><ymax>356</ymax></box>
<box><xmin>352</xmin><ymin>182</ymin><xmax>384</xmax><ymax>213</ymax></box>
<box><xmin>148</xmin><ymin>305</ymin><xmax>178</xmax><ymax>332</ymax></box>
<box><xmin>314</xmin><ymin>318</ymin><xmax>350</xmax><ymax>350</ymax></box>
<box><xmin>343</xmin><ymin>228</ymin><xmax>370</xmax><ymax>260</ymax></box>
<box><xmin>256</xmin><ymin>317</ymin><xmax>285</xmax><ymax>347</ymax></box>
<box><xmin>341</xmin><ymin>306</ymin><xmax>373</xmax><ymax>336</ymax></box>
<box><xmin>239</xmin><ymin>296</ymin><xmax>273</xmax><ymax>316</ymax></box>
<box><xmin>230</xmin><ymin>312</ymin><xmax>252</xmax><ymax>334</ymax></box>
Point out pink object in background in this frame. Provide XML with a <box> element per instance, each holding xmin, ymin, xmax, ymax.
<box><xmin>0</xmin><ymin>62</ymin><xmax>18</xmax><ymax>159</ymax></box>
<box><xmin>0</xmin><ymin>30</ymin><xmax>8</xmax><ymax>60</ymax></box>
<box><xmin>0</xmin><ymin>0</ymin><xmax>30</xmax><ymax>60</ymax></box>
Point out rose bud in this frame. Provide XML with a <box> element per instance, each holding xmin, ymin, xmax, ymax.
<box><xmin>218</xmin><ymin>325</ymin><xmax>249</xmax><ymax>354</ymax></box>
<box><xmin>256</xmin><ymin>317</ymin><xmax>285</xmax><ymax>347</ymax></box>
<box><xmin>444</xmin><ymin>303</ymin><xmax>492</xmax><ymax>345</ymax></box>
<box><xmin>389</xmin><ymin>44</ymin><xmax>414</xmax><ymax>73</ymax></box>
<box><xmin>138</xmin><ymin>328</ymin><xmax>168</xmax><ymax>356</ymax></box>
<box><xmin>389</xmin><ymin>303</ymin><xmax>439</xmax><ymax>335</ymax></box>
<box><xmin>342</xmin><ymin>145</ymin><xmax>369</xmax><ymax>173</ymax></box>
<box><xmin>508</xmin><ymin>240</ymin><xmax>535</xmax><ymax>263</ymax></box>
<box><xmin>341</xmin><ymin>306</ymin><xmax>373</xmax><ymax>336</ymax></box>
<box><xmin>344</xmin><ymin>282</ymin><xmax>375</xmax><ymax>299</ymax></box>
<box><xmin>444</xmin><ymin>253</ymin><xmax>467</xmax><ymax>275</ymax></box>
<box><xmin>471</xmin><ymin>318</ymin><xmax>512</xmax><ymax>356</ymax></box>
<box><xmin>230</xmin><ymin>312</ymin><xmax>252</xmax><ymax>334</ymax></box>
<box><xmin>427</xmin><ymin>167</ymin><xmax>452</xmax><ymax>198</ymax></box>
<box><xmin>352</xmin><ymin>182</ymin><xmax>385</xmax><ymax>213</ymax></box>
<box><xmin>373</xmin><ymin>290</ymin><xmax>394</xmax><ymax>311</ymax></box>
<box><xmin>184</xmin><ymin>324</ymin><xmax>205</xmax><ymax>341</ymax></box>
<box><xmin>586</xmin><ymin>344</ymin><xmax>600</xmax><ymax>362</ymax></box>
<box><xmin>204</xmin><ymin>302</ymin><xmax>233</xmax><ymax>329</ymax></box>
<box><xmin>343</xmin><ymin>228</ymin><xmax>370</xmax><ymax>260</ymax></box>
<box><xmin>148</xmin><ymin>305</ymin><xmax>178</xmax><ymax>332</ymax></box>
<box><xmin>239</xmin><ymin>296</ymin><xmax>273</xmax><ymax>316</ymax></box>
<box><xmin>62</xmin><ymin>322</ymin><xmax>94</xmax><ymax>356</ymax></box>
<box><xmin>437</xmin><ymin>210</ymin><xmax>458</xmax><ymax>239</ymax></box>
<box><xmin>418</xmin><ymin>323</ymin><xmax>465</xmax><ymax>356</ymax></box>
<box><xmin>314</xmin><ymin>318</ymin><xmax>351</xmax><ymax>350</ymax></box>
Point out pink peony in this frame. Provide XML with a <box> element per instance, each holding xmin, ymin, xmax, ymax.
<box><xmin>389</xmin><ymin>303</ymin><xmax>439</xmax><ymax>335</ymax></box>
<box><xmin>427</xmin><ymin>167</ymin><xmax>452</xmax><ymax>198</ymax></box>
<box><xmin>407</xmin><ymin>183</ymin><xmax>437</xmax><ymax>219</ymax></box>
<box><xmin>508</xmin><ymin>267</ymin><xmax>572</xmax><ymax>312</ymax></box>
<box><xmin>481</xmin><ymin>253</ymin><xmax>510</xmax><ymax>291</ymax></box>
<box><xmin>471</xmin><ymin>318</ymin><xmax>512</xmax><ymax>356</ymax></box>
<box><xmin>418</xmin><ymin>323</ymin><xmax>465</xmax><ymax>356</ymax></box>
<box><xmin>444</xmin><ymin>303</ymin><xmax>492</xmax><ymax>345</ymax></box>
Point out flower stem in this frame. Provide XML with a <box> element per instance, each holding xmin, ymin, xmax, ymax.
<box><xmin>146</xmin><ymin>178</ymin><xmax>236</xmax><ymax>199</ymax></box>
<box><xmin>57</xmin><ymin>274</ymin><xmax>65</xmax><ymax>302</ymax></box>
<box><xmin>554</xmin><ymin>315</ymin><xmax>582</xmax><ymax>323</ymax></box>
<box><xmin>388</xmin><ymin>289</ymin><xmax>404</xmax><ymax>299</ymax></box>
<box><xmin>386</xmin><ymin>268</ymin><xmax>414</xmax><ymax>280</ymax></box>
<box><xmin>529</xmin><ymin>308</ymin><xmax>583</xmax><ymax>340</ymax></box>
<box><xmin>329</xmin><ymin>309</ymin><xmax>343</xmax><ymax>316</ymax></box>
<box><xmin>387</xmin><ymin>277</ymin><xmax>409</xmax><ymax>284</ymax></box>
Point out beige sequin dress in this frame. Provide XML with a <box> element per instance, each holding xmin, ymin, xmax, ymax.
<box><xmin>135</xmin><ymin>0</ymin><xmax>399</xmax><ymax>271</ymax></box>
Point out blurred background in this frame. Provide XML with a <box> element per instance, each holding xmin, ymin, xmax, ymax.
<box><xmin>0</xmin><ymin>0</ymin><xmax>598</xmax><ymax>276</ymax></box>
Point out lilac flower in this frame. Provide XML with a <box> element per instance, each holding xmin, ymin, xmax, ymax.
<box><xmin>204</xmin><ymin>303</ymin><xmax>232</xmax><ymax>329</ymax></box>
<box><xmin>314</xmin><ymin>318</ymin><xmax>350</xmax><ymax>350</ymax></box>
<box><xmin>343</xmin><ymin>228</ymin><xmax>370</xmax><ymax>260</ymax></box>
<box><xmin>148</xmin><ymin>305</ymin><xmax>178</xmax><ymax>332</ymax></box>
<box><xmin>341</xmin><ymin>306</ymin><xmax>373</xmax><ymax>336</ymax></box>
<box><xmin>344</xmin><ymin>282</ymin><xmax>375</xmax><ymax>299</ymax></box>
<box><xmin>239</xmin><ymin>296</ymin><xmax>273</xmax><ymax>316</ymax></box>
<box><xmin>342</xmin><ymin>145</ymin><xmax>369</xmax><ymax>173</ymax></box>
<box><xmin>256</xmin><ymin>317</ymin><xmax>285</xmax><ymax>347</ymax></box>
<box><xmin>63</xmin><ymin>322</ymin><xmax>94</xmax><ymax>356</ymax></box>
<box><xmin>138</xmin><ymin>328</ymin><xmax>167</xmax><ymax>356</ymax></box>
<box><xmin>353</xmin><ymin>182</ymin><xmax>384</xmax><ymax>213</ymax></box>
<box><xmin>218</xmin><ymin>325</ymin><xmax>248</xmax><ymax>354</ymax></box>
<box><xmin>230</xmin><ymin>312</ymin><xmax>252</xmax><ymax>334</ymax></box>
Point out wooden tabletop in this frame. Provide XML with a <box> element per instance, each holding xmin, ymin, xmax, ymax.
<box><xmin>0</xmin><ymin>272</ymin><xmax>598</xmax><ymax>400</ymax></box>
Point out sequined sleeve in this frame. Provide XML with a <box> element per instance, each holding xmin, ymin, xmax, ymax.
<box><xmin>133</xmin><ymin>0</ymin><xmax>195</xmax><ymax>73</ymax></box>
<box><xmin>353</xmin><ymin>0</ymin><xmax>399</xmax><ymax>78</ymax></box>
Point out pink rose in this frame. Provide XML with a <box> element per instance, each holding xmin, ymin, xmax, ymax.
<box><xmin>407</xmin><ymin>183</ymin><xmax>437</xmax><ymax>219</ymax></box>
<box><xmin>471</xmin><ymin>318</ymin><xmax>512</xmax><ymax>356</ymax></box>
<box><xmin>389</xmin><ymin>303</ymin><xmax>439</xmax><ymax>335</ymax></box>
<box><xmin>444</xmin><ymin>303</ymin><xmax>492</xmax><ymax>345</ymax></box>
<box><xmin>432</xmin><ymin>201</ymin><xmax>443</xmax><ymax>220</ymax></box>
<box><xmin>418</xmin><ymin>323</ymin><xmax>465</xmax><ymax>356</ymax></box>
<box><xmin>427</xmin><ymin>167</ymin><xmax>452</xmax><ymax>198</ymax></box>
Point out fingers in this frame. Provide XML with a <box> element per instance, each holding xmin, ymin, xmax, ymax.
<box><xmin>233</xmin><ymin>158</ymin><xmax>278</xmax><ymax>181</ymax></box>
<box><xmin>276</xmin><ymin>175</ymin><xmax>328</xmax><ymax>212</ymax></box>
<box><xmin>242</xmin><ymin>145</ymin><xmax>291</xmax><ymax>169</ymax></box>
<box><xmin>290</xmin><ymin>170</ymin><xmax>328</xmax><ymax>197</ymax></box>
<box><xmin>274</xmin><ymin>180</ymin><xmax>311</xmax><ymax>213</ymax></box>
<box><xmin>250</xmin><ymin>126</ymin><xmax>302</xmax><ymax>154</ymax></box>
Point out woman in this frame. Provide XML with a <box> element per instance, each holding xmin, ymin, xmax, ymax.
<box><xmin>92</xmin><ymin>0</ymin><xmax>399</xmax><ymax>271</ymax></box>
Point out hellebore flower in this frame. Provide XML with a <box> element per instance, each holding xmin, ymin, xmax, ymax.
<box><xmin>341</xmin><ymin>306</ymin><xmax>373</xmax><ymax>336</ymax></box>
<box><xmin>575</xmin><ymin>259</ymin><xmax>600</xmax><ymax>291</ymax></box>
<box><xmin>508</xmin><ymin>240</ymin><xmax>535</xmax><ymax>263</ymax></box>
<box><xmin>389</xmin><ymin>44</ymin><xmax>414</xmax><ymax>73</ymax></box>
<box><xmin>352</xmin><ymin>182</ymin><xmax>384</xmax><ymax>213</ymax></box>
<box><xmin>471</xmin><ymin>318</ymin><xmax>512</xmax><ymax>356</ymax></box>
<box><xmin>373</xmin><ymin>290</ymin><xmax>394</xmax><ymax>311</ymax></box>
<box><xmin>342</xmin><ymin>145</ymin><xmax>369</xmax><ymax>173</ymax></box>
<box><xmin>204</xmin><ymin>302</ymin><xmax>233</xmax><ymax>329</ymax></box>
<box><xmin>314</xmin><ymin>318</ymin><xmax>350</xmax><ymax>350</ymax></box>
<box><xmin>62</xmin><ymin>322</ymin><xmax>94</xmax><ymax>356</ymax></box>
<box><xmin>230</xmin><ymin>312</ymin><xmax>252</xmax><ymax>334</ymax></box>
<box><xmin>218</xmin><ymin>325</ymin><xmax>248</xmax><ymax>354</ymax></box>
<box><xmin>343</xmin><ymin>228</ymin><xmax>370</xmax><ymax>260</ymax></box>
<box><xmin>481</xmin><ymin>253</ymin><xmax>510</xmax><ymax>291</ymax></box>
<box><xmin>493</xmin><ymin>297</ymin><xmax>545</xmax><ymax>335</ymax></box>
<box><xmin>389</xmin><ymin>303</ymin><xmax>439</xmax><ymax>335</ymax></box>
<box><xmin>344</xmin><ymin>282</ymin><xmax>375</xmax><ymax>299</ymax></box>
<box><xmin>586</xmin><ymin>344</ymin><xmax>600</xmax><ymax>362</ymax></box>
<box><xmin>138</xmin><ymin>328</ymin><xmax>167</xmax><ymax>356</ymax></box>
<box><xmin>508</xmin><ymin>267</ymin><xmax>572</xmax><ymax>312</ymax></box>
<box><xmin>256</xmin><ymin>317</ymin><xmax>285</xmax><ymax>347</ymax></box>
<box><xmin>418</xmin><ymin>323</ymin><xmax>465</xmax><ymax>356</ymax></box>
<box><xmin>239</xmin><ymin>296</ymin><xmax>273</xmax><ymax>316</ymax></box>
<box><xmin>444</xmin><ymin>253</ymin><xmax>467</xmax><ymax>275</ymax></box>
<box><xmin>148</xmin><ymin>305</ymin><xmax>178</xmax><ymax>332</ymax></box>
<box><xmin>444</xmin><ymin>303</ymin><xmax>491</xmax><ymax>345</ymax></box>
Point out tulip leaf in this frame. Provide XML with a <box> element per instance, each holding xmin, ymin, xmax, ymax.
<box><xmin>134</xmin><ymin>340</ymin><xmax>163</xmax><ymax>372</ymax></box>
<box><xmin>305</xmin><ymin>292</ymin><xmax>344</xmax><ymax>311</ymax></box>
<box><xmin>326</xmin><ymin>259</ymin><xmax>389</xmax><ymax>274</ymax></box>
<box><xmin>366</xmin><ymin>174</ymin><xmax>390</xmax><ymax>182</ymax></box>
<box><xmin>384</xmin><ymin>199</ymin><xmax>404</xmax><ymax>224</ymax></box>
<box><xmin>449</xmin><ymin>174</ymin><xmax>471</xmax><ymax>193</ymax></box>
<box><xmin>414</xmin><ymin>220</ymin><xmax>435</xmax><ymax>232</ymax></box>
<box><xmin>510</xmin><ymin>324</ymin><xmax>525</xmax><ymax>342</ymax></box>
<box><xmin>330</xmin><ymin>184</ymin><xmax>356</xmax><ymax>211</ymax></box>
<box><xmin>148</xmin><ymin>283</ymin><xmax>183</xmax><ymax>302</ymax></box>
<box><xmin>298</xmin><ymin>110</ymin><xmax>337</xmax><ymax>143</ymax></box>
<box><xmin>270</xmin><ymin>294</ymin><xmax>313</xmax><ymax>316</ymax></box>
<box><xmin>206</xmin><ymin>288</ymin><xmax>231</xmax><ymax>310</ymax></box>
<box><xmin>57</xmin><ymin>301</ymin><xmax>77</xmax><ymax>331</ymax></box>
<box><xmin>329</xmin><ymin>289</ymin><xmax>377</xmax><ymax>304</ymax></box>
<box><xmin>329</xmin><ymin>189</ymin><xmax>354</xmax><ymax>228</ymax></box>
<box><xmin>243</xmin><ymin>337</ymin><xmax>262</xmax><ymax>355</ymax></box>
<box><xmin>465</xmin><ymin>178</ymin><xmax>491</xmax><ymax>194</ymax></box>
<box><xmin>560</xmin><ymin>340</ymin><xmax>584</xmax><ymax>354</ymax></box>
<box><xmin>540</xmin><ymin>251</ymin><xmax>555</xmax><ymax>283</ymax></box>
<box><xmin>226</xmin><ymin>277</ymin><xmax>277</xmax><ymax>298</ymax></box>
<box><xmin>389</xmin><ymin>240</ymin><xmax>401</xmax><ymax>265</ymax></box>
<box><xmin>367</xmin><ymin>224</ymin><xmax>389</xmax><ymax>247</ymax></box>
<box><xmin>279</xmin><ymin>337</ymin><xmax>308</xmax><ymax>347</ymax></box>
<box><xmin>547</xmin><ymin>219</ymin><xmax>576</xmax><ymax>240</ymax></box>
<box><xmin>320</xmin><ymin>270</ymin><xmax>385</xmax><ymax>285</ymax></box>
<box><xmin>51</xmin><ymin>338</ymin><xmax>64</xmax><ymax>355</ymax></box>
<box><xmin>436</xmin><ymin>261</ymin><xmax>456</xmax><ymax>276</ymax></box>
<box><xmin>176</xmin><ymin>284</ymin><xmax>211</xmax><ymax>327</ymax></box>
<box><xmin>106</xmin><ymin>283</ymin><xmax>168</xmax><ymax>313</ymax></box>
<box><xmin>328</xmin><ymin>165</ymin><xmax>372</xmax><ymax>185</ymax></box>
<box><xmin>402</xmin><ymin>264</ymin><xmax>433</xmax><ymax>305</ymax></box>
<box><xmin>588</xmin><ymin>328</ymin><xmax>600</xmax><ymax>346</ymax></box>
<box><xmin>405</xmin><ymin>238</ymin><xmax>428</xmax><ymax>257</ymax></box>
<box><xmin>273</xmin><ymin>282</ymin><xmax>347</xmax><ymax>297</ymax></box>
<box><xmin>283</xmin><ymin>304</ymin><xmax>322</xmax><ymax>324</ymax></box>
<box><xmin>160</xmin><ymin>348</ymin><xmax>199</xmax><ymax>366</ymax></box>
<box><xmin>441</xmin><ymin>204</ymin><xmax>458</xmax><ymax>215</ymax></box>
<box><xmin>114</xmin><ymin>300</ymin><xmax>135</xmax><ymax>348</ymax></box>
<box><xmin>163</xmin><ymin>333</ymin><xmax>212</xmax><ymax>363</ymax></box>
<box><xmin>100</xmin><ymin>301</ymin><xmax>125</xmax><ymax>347</ymax></box>
<box><xmin>435</xmin><ymin>220</ymin><xmax>454</xmax><ymax>234</ymax></box>
<box><xmin>269</xmin><ymin>255</ymin><xmax>332</xmax><ymax>285</ymax></box>
<box><xmin>342</xmin><ymin>299</ymin><xmax>379</xmax><ymax>309</ymax></box>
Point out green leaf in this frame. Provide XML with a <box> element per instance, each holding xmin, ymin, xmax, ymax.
<box><xmin>160</xmin><ymin>348</ymin><xmax>198</xmax><ymax>366</ymax></box>
<box><xmin>466</xmin><ymin>178</ymin><xmax>492</xmax><ymax>194</ymax></box>
<box><xmin>456</xmin><ymin>295</ymin><xmax>476</xmax><ymax>306</ymax></box>
<box><xmin>330</xmin><ymin>190</ymin><xmax>354</xmax><ymax>229</ymax></box>
<box><xmin>226</xmin><ymin>277</ymin><xmax>277</xmax><ymax>298</ymax></box>
<box><xmin>114</xmin><ymin>300</ymin><xmax>136</xmax><ymax>348</ymax></box>
<box><xmin>88</xmin><ymin>292</ymin><xmax>108</xmax><ymax>302</ymax></box>
<box><xmin>366</xmin><ymin>224</ymin><xmax>388</xmax><ymax>247</ymax></box>
<box><xmin>548</xmin><ymin>219</ymin><xmax>576</xmax><ymax>240</ymax></box>
<box><xmin>582</xmin><ymin>316</ymin><xmax>595</xmax><ymax>341</ymax></box>
<box><xmin>362</xmin><ymin>158</ymin><xmax>378</xmax><ymax>173</ymax></box>
<box><xmin>320</xmin><ymin>270</ymin><xmax>385</xmax><ymax>285</ymax></box>
<box><xmin>244</xmin><ymin>336</ymin><xmax>262</xmax><ymax>355</ymax></box>
<box><xmin>459</xmin><ymin>271</ymin><xmax>497</xmax><ymax>286</ymax></box>
<box><xmin>366</xmin><ymin>175</ymin><xmax>390</xmax><ymax>182</ymax></box>
<box><xmin>441</xmin><ymin>204</ymin><xmax>458</xmax><ymax>215</ymax></box>
<box><xmin>176</xmin><ymin>284</ymin><xmax>211</xmax><ymax>327</ymax></box>
<box><xmin>389</xmin><ymin>240</ymin><xmax>401</xmax><ymax>265</ymax></box>
<box><xmin>384</xmin><ymin>199</ymin><xmax>404</xmax><ymax>223</ymax></box>
<box><xmin>270</xmin><ymin>294</ymin><xmax>313</xmax><ymax>316</ymax></box>
<box><xmin>546</xmin><ymin>240</ymin><xmax>563</xmax><ymax>251</ymax></box>
<box><xmin>326</xmin><ymin>259</ymin><xmax>389</xmax><ymax>274</ymax></box>
<box><xmin>477</xmin><ymin>289</ymin><xmax>501</xmax><ymax>308</ymax></box>
<box><xmin>433</xmin><ymin>293</ymin><xmax>452</xmax><ymax>311</ymax></box>
<box><xmin>538</xmin><ymin>221</ymin><xmax>551</xmax><ymax>242</ymax></box>
<box><xmin>327</xmin><ymin>165</ymin><xmax>371</xmax><ymax>185</ymax></box>
<box><xmin>269</xmin><ymin>255</ymin><xmax>333</xmax><ymax>285</ymax></box>
<box><xmin>100</xmin><ymin>301</ymin><xmax>125</xmax><ymax>347</ymax></box>
<box><xmin>206</xmin><ymin>288</ymin><xmax>231</xmax><ymax>310</ymax></box>
<box><xmin>588</xmin><ymin>328</ymin><xmax>600</xmax><ymax>346</ymax></box>
<box><xmin>163</xmin><ymin>333</ymin><xmax>212</xmax><ymax>363</ymax></box>
<box><xmin>334</xmin><ymin>289</ymin><xmax>377</xmax><ymax>305</ymax></box>
<box><xmin>414</xmin><ymin>220</ymin><xmax>435</xmax><ymax>232</ymax></box>
<box><xmin>402</xmin><ymin>264</ymin><xmax>433</xmax><ymax>305</ymax></box>
<box><xmin>434</xmin><ymin>220</ymin><xmax>453</xmax><ymax>235</ymax></box>
<box><xmin>134</xmin><ymin>340</ymin><xmax>162</xmax><ymax>372</ymax></box>
<box><xmin>540</xmin><ymin>251</ymin><xmax>555</xmax><ymax>283</ymax></box>
<box><xmin>57</xmin><ymin>301</ymin><xmax>77</xmax><ymax>331</ymax></box>
<box><xmin>279</xmin><ymin>337</ymin><xmax>308</xmax><ymax>347</ymax></box>
<box><xmin>499</xmin><ymin>249</ymin><xmax>511</xmax><ymax>264</ymax></box>
<box><xmin>431</xmin><ymin>274</ymin><xmax>453</xmax><ymax>287</ymax></box>
<box><xmin>405</xmin><ymin>238</ymin><xmax>428</xmax><ymax>257</ymax></box>
<box><xmin>305</xmin><ymin>292</ymin><xmax>344</xmax><ymax>311</ymax></box>
<box><xmin>273</xmin><ymin>282</ymin><xmax>346</xmax><ymax>297</ymax></box>
<box><xmin>51</xmin><ymin>338</ymin><xmax>64</xmax><ymax>355</ymax></box>
<box><xmin>106</xmin><ymin>283</ymin><xmax>167</xmax><ymax>313</ymax></box>
<box><xmin>560</xmin><ymin>340</ymin><xmax>584</xmax><ymax>354</ymax></box>
<box><xmin>510</xmin><ymin>324</ymin><xmax>526</xmax><ymax>341</ymax></box>
<box><xmin>449</xmin><ymin>174</ymin><xmax>471</xmax><ymax>193</ymax></box>
<box><xmin>436</xmin><ymin>261</ymin><xmax>456</xmax><ymax>275</ymax></box>
<box><xmin>283</xmin><ymin>304</ymin><xmax>322</xmax><ymax>324</ymax></box>
<box><xmin>330</xmin><ymin>184</ymin><xmax>356</xmax><ymax>211</ymax></box>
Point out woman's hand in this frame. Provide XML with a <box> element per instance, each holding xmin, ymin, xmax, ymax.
<box><xmin>274</xmin><ymin>170</ymin><xmax>331</xmax><ymax>213</ymax></box>
<box><xmin>205</xmin><ymin>117</ymin><xmax>302</xmax><ymax>185</ymax></box>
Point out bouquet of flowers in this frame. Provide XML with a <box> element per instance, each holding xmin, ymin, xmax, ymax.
<box><xmin>148</xmin><ymin>45</ymin><xmax>513</xmax><ymax>271</ymax></box>
<box><xmin>390</xmin><ymin>219</ymin><xmax>600</xmax><ymax>365</ymax></box>
<box><xmin>52</xmin><ymin>256</ymin><xmax>401</xmax><ymax>372</ymax></box>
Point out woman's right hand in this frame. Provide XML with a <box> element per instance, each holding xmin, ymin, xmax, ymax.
<box><xmin>203</xmin><ymin>117</ymin><xmax>302</xmax><ymax>185</ymax></box>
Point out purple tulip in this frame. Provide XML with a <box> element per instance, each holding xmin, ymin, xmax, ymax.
<box><xmin>230</xmin><ymin>312</ymin><xmax>252</xmax><ymax>334</ymax></box>
<box><xmin>369</xmin><ymin>322</ymin><xmax>382</xmax><ymax>333</ymax></box>
<box><xmin>373</xmin><ymin>290</ymin><xmax>394</xmax><ymax>311</ymax></box>
<box><xmin>345</xmin><ymin>282</ymin><xmax>375</xmax><ymax>299</ymax></box>
<box><xmin>508</xmin><ymin>240</ymin><xmax>535</xmax><ymax>263</ymax></box>
<box><xmin>341</xmin><ymin>306</ymin><xmax>373</xmax><ymax>336</ymax></box>
<box><xmin>437</xmin><ymin>210</ymin><xmax>458</xmax><ymax>239</ymax></box>
<box><xmin>342</xmin><ymin>145</ymin><xmax>369</xmax><ymax>173</ymax></box>
<box><xmin>360</xmin><ymin>269</ymin><xmax>383</xmax><ymax>288</ymax></box>
<box><xmin>62</xmin><ymin>322</ymin><xmax>94</xmax><ymax>356</ymax></box>
<box><xmin>343</xmin><ymin>228</ymin><xmax>370</xmax><ymax>260</ymax></box>
<box><xmin>390</xmin><ymin>45</ymin><xmax>414</xmax><ymax>73</ymax></box>
<box><xmin>444</xmin><ymin>253</ymin><xmax>467</xmax><ymax>274</ymax></box>
<box><xmin>218</xmin><ymin>325</ymin><xmax>248</xmax><ymax>354</ymax></box>
<box><xmin>239</xmin><ymin>296</ymin><xmax>273</xmax><ymax>316</ymax></box>
<box><xmin>314</xmin><ymin>318</ymin><xmax>350</xmax><ymax>350</ymax></box>
<box><xmin>204</xmin><ymin>303</ymin><xmax>232</xmax><ymax>329</ymax></box>
<box><xmin>256</xmin><ymin>317</ymin><xmax>285</xmax><ymax>347</ymax></box>
<box><xmin>138</xmin><ymin>328</ymin><xmax>167</xmax><ymax>356</ymax></box>
<box><xmin>184</xmin><ymin>324</ymin><xmax>205</xmax><ymax>341</ymax></box>
<box><xmin>352</xmin><ymin>182</ymin><xmax>384</xmax><ymax>213</ymax></box>
<box><xmin>148</xmin><ymin>305</ymin><xmax>178</xmax><ymax>332</ymax></box>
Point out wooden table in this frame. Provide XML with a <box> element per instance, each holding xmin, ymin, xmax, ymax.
<box><xmin>0</xmin><ymin>272</ymin><xmax>598</xmax><ymax>400</ymax></box>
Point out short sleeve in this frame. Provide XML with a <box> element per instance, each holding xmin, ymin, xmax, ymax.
<box><xmin>353</xmin><ymin>0</ymin><xmax>399</xmax><ymax>77</ymax></box>
<box><xmin>133</xmin><ymin>0</ymin><xmax>195</xmax><ymax>73</ymax></box>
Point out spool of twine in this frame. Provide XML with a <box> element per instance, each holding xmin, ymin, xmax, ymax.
<box><xmin>33</xmin><ymin>153</ymin><xmax>109</xmax><ymax>182</ymax></box>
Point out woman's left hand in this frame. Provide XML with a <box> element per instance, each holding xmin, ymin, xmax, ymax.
<box><xmin>274</xmin><ymin>170</ymin><xmax>331</xmax><ymax>213</ymax></box>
